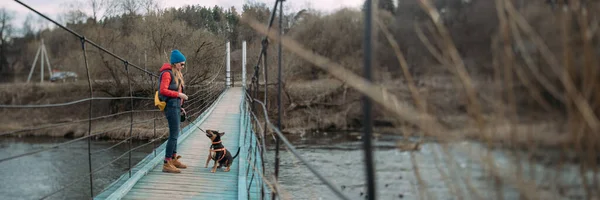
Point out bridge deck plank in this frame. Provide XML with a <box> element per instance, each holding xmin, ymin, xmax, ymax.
<box><xmin>123</xmin><ymin>87</ymin><xmax>243</xmax><ymax>199</ymax></box>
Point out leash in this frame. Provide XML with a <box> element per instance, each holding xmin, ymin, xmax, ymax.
<box><xmin>231</xmin><ymin>147</ymin><xmax>241</xmax><ymax>159</ymax></box>
<box><xmin>187</xmin><ymin>119</ymin><xmax>207</xmax><ymax>133</ymax></box>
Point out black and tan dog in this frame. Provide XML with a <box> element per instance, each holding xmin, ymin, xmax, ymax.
<box><xmin>204</xmin><ymin>129</ymin><xmax>240</xmax><ymax>173</ymax></box>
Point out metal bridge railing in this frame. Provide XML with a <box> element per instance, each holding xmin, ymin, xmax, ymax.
<box><xmin>244</xmin><ymin>0</ymin><xmax>377</xmax><ymax>199</ymax></box>
<box><xmin>7</xmin><ymin>0</ymin><xmax>379</xmax><ymax>199</ymax></box>
<box><xmin>238</xmin><ymin>90</ymin><xmax>269</xmax><ymax>200</ymax></box>
<box><xmin>3</xmin><ymin>1</ymin><xmax>228</xmax><ymax>199</ymax></box>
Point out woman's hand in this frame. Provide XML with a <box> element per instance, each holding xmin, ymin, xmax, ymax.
<box><xmin>178</xmin><ymin>93</ymin><xmax>189</xmax><ymax>100</ymax></box>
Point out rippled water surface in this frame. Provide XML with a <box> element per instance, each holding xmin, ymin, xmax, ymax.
<box><xmin>0</xmin><ymin>133</ymin><xmax>592</xmax><ymax>200</ymax></box>
<box><xmin>263</xmin><ymin>133</ymin><xmax>591</xmax><ymax>200</ymax></box>
<box><xmin>0</xmin><ymin>137</ymin><xmax>156</xmax><ymax>200</ymax></box>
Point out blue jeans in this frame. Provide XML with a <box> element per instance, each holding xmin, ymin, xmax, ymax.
<box><xmin>164</xmin><ymin>98</ymin><xmax>181</xmax><ymax>159</ymax></box>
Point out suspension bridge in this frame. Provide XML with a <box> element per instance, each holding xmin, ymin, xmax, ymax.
<box><xmin>1</xmin><ymin>0</ymin><xmax>360</xmax><ymax>199</ymax></box>
<box><xmin>3</xmin><ymin>0</ymin><xmax>598</xmax><ymax>199</ymax></box>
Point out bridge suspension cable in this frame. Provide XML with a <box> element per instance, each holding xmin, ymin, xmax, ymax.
<box><xmin>241</xmin><ymin>0</ymin><xmax>358</xmax><ymax>199</ymax></box>
<box><xmin>4</xmin><ymin>1</ymin><xmax>229</xmax><ymax>199</ymax></box>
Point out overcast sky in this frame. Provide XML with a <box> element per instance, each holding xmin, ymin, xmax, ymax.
<box><xmin>1</xmin><ymin>0</ymin><xmax>366</xmax><ymax>34</ymax></box>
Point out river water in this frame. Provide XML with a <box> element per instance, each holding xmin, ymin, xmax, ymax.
<box><xmin>0</xmin><ymin>134</ymin><xmax>593</xmax><ymax>200</ymax></box>
<box><xmin>0</xmin><ymin>137</ymin><xmax>157</xmax><ymax>200</ymax></box>
<box><xmin>262</xmin><ymin>132</ymin><xmax>592</xmax><ymax>200</ymax></box>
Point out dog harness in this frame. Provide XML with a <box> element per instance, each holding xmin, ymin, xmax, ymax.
<box><xmin>210</xmin><ymin>140</ymin><xmax>227</xmax><ymax>163</ymax></box>
<box><xmin>211</xmin><ymin>148</ymin><xmax>227</xmax><ymax>163</ymax></box>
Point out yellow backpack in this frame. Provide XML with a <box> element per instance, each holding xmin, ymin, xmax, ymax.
<box><xmin>154</xmin><ymin>70</ymin><xmax>172</xmax><ymax>111</ymax></box>
<box><xmin>154</xmin><ymin>91</ymin><xmax>166</xmax><ymax>111</ymax></box>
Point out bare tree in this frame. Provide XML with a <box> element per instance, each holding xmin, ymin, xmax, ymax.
<box><xmin>120</xmin><ymin>0</ymin><xmax>141</xmax><ymax>15</ymax></box>
<box><xmin>87</xmin><ymin>0</ymin><xmax>107</xmax><ymax>22</ymax></box>
<box><xmin>22</xmin><ymin>14</ymin><xmax>35</xmax><ymax>37</ymax></box>
<box><xmin>60</xmin><ymin>1</ymin><xmax>88</xmax><ymax>25</ymax></box>
<box><xmin>0</xmin><ymin>8</ymin><xmax>13</xmax><ymax>76</ymax></box>
<box><xmin>140</xmin><ymin>0</ymin><xmax>160</xmax><ymax>14</ymax></box>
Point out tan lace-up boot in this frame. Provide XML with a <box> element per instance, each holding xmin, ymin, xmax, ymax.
<box><xmin>172</xmin><ymin>155</ymin><xmax>187</xmax><ymax>169</ymax></box>
<box><xmin>162</xmin><ymin>160</ymin><xmax>181</xmax><ymax>173</ymax></box>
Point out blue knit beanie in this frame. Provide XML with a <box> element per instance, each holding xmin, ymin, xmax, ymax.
<box><xmin>170</xmin><ymin>49</ymin><xmax>186</xmax><ymax>64</ymax></box>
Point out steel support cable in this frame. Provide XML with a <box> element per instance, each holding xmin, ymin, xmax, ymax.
<box><xmin>241</xmin><ymin>107</ymin><xmax>265</xmax><ymax>197</ymax></box>
<box><xmin>242</xmin><ymin>156</ymin><xmax>277</xmax><ymax>199</ymax></box>
<box><xmin>245</xmin><ymin>99</ymin><xmax>267</xmax><ymax>141</ymax></box>
<box><xmin>39</xmin><ymin>171</ymin><xmax>92</xmax><ymax>200</ymax></box>
<box><xmin>186</xmin><ymin>68</ymin><xmax>226</xmax><ymax>94</ymax></box>
<box><xmin>124</xmin><ymin>61</ymin><xmax>134</xmax><ymax>178</ymax></box>
<box><xmin>186</xmin><ymin>82</ymin><xmax>223</xmax><ymax>99</ymax></box>
<box><xmin>247</xmin><ymin>144</ymin><xmax>258</xmax><ymax>195</ymax></box>
<box><xmin>246</xmin><ymin>143</ymin><xmax>259</xmax><ymax>193</ymax></box>
<box><xmin>245</xmin><ymin>97</ymin><xmax>267</xmax><ymax>146</ymax></box>
<box><xmin>183</xmin><ymin>101</ymin><xmax>210</xmax><ymax>116</ymax></box>
<box><xmin>185</xmin><ymin>65</ymin><xmax>226</xmax><ymax>88</ymax></box>
<box><xmin>185</xmin><ymin>84</ymin><xmax>223</xmax><ymax>102</ymax></box>
<box><xmin>80</xmin><ymin>37</ymin><xmax>95</xmax><ymax>198</ymax></box>
<box><xmin>184</xmin><ymin>88</ymin><xmax>224</xmax><ymax>110</ymax></box>
<box><xmin>94</xmin><ymin>131</ymin><xmax>167</xmax><ymax>173</ymax></box>
<box><xmin>244</xmin><ymin>112</ymin><xmax>253</xmax><ymax>179</ymax></box>
<box><xmin>249</xmin><ymin>109</ymin><xmax>276</xmax><ymax>144</ymax></box>
<box><xmin>105</xmin><ymin>130</ymin><xmax>168</xmax><ymax>169</ymax></box>
<box><xmin>245</xmin><ymin>93</ymin><xmax>274</xmax><ymax>146</ymax></box>
<box><xmin>0</xmin><ymin>109</ymin><xmax>161</xmax><ymax>137</ymax></box>
<box><xmin>245</xmin><ymin>95</ymin><xmax>266</xmax><ymax>200</ymax></box>
<box><xmin>245</xmin><ymin>116</ymin><xmax>262</xmax><ymax>199</ymax></box>
<box><xmin>183</xmin><ymin>86</ymin><xmax>222</xmax><ymax>108</ymax></box>
<box><xmin>13</xmin><ymin>0</ymin><xmax>158</xmax><ymax>78</ymax></box>
<box><xmin>185</xmin><ymin>74</ymin><xmax>226</xmax><ymax>88</ymax></box>
<box><xmin>185</xmin><ymin>84</ymin><xmax>221</xmax><ymax>100</ymax></box>
<box><xmin>185</xmin><ymin>104</ymin><xmax>215</xmax><ymax>120</ymax></box>
<box><xmin>252</xmin><ymin>99</ymin><xmax>351</xmax><ymax>200</ymax></box>
<box><xmin>39</xmin><ymin>129</ymin><xmax>169</xmax><ymax>200</ymax></box>
<box><xmin>238</xmin><ymin>138</ymin><xmax>278</xmax><ymax>200</ymax></box>
<box><xmin>252</xmin><ymin>0</ymin><xmax>280</xmax><ymax>69</ymax></box>
<box><xmin>274</xmin><ymin>1</ymin><xmax>284</xmax><ymax>195</ymax></box>
<box><xmin>182</xmin><ymin>96</ymin><xmax>211</xmax><ymax>113</ymax></box>
<box><xmin>0</xmin><ymin>117</ymin><xmax>159</xmax><ymax>164</ymax></box>
<box><xmin>246</xmin><ymin>0</ymin><xmax>279</xmax><ymax>115</ymax></box>
<box><xmin>183</xmin><ymin>100</ymin><xmax>214</xmax><ymax>115</ymax></box>
<box><xmin>93</xmin><ymin>129</ymin><xmax>169</xmax><ymax>196</ymax></box>
<box><xmin>262</xmin><ymin>42</ymin><xmax>273</xmax><ymax>198</ymax></box>
<box><xmin>202</xmin><ymin>63</ymin><xmax>227</xmax><ymax>83</ymax></box>
<box><xmin>0</xmin><ymin>96</ymin><xmax>152</xmax><ymax>108</ymax></box>
<box><xmin>185</xmin><ymin>106</ymin><xmax>209</xmax><ymax>120</ymax></box>
<box><xmin>91</xmin><ymin>135</ymin><xmax>134</xmax><ymax>155</ymax></box>
<box><xmin>152</xmin><ymin>73</ymin><xmax>158</xmax><ymax>157</ymax></box>
<box><xmin>247</xmin><ymin>90</ymin><xmax>266</xmax><ymax>200</ymax></box>
<box><xmin>23</xmin><ymin>127</ymin><xmax>171</xmax><ymax>200</ymax></box>
<box><xmin>184</xmin><ymin>93</ymin><xmax>221</xmax><ymax>114</ymax></box>
<box><xmin>184</xmin><ymin>90</ymin><xmax>224</xmax><ymax>120</ymax></box>
<box><xmin>187</xmin><ymin>84</ymin><xmax>223</xmax><ymax>101</ymax></box>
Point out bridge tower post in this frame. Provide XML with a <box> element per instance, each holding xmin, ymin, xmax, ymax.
<box><xmin>226</xmin><ymin>41</ymin><xmax>231</xmax><ymax>88</ymax></box>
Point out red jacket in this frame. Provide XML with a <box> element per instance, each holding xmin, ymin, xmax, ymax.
<box><xmin>159</xmin><ymin>63</ymin><xmax>181</xmax><ymax>98</ymax></box>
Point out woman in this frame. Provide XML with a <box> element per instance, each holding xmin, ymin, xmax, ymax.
<box><xmin>159</xmin><ymin>49</ymin><xmax>189</xmax><ymax>173</ymax></box>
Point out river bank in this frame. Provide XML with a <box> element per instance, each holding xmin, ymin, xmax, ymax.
<box><xmin>0</xmin><ymin>76</ymin><xmax>581</xmax><ymax>151</ymax></box>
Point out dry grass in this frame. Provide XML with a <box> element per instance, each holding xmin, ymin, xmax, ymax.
<box><xmin>0</xmin><ymin>81</ymin><xmax>170</xmax><ymax>140</ymax></box>
<box><xmin>242</xmin><ymin>0</ymin><xmax>600</xmax><ymax>199</ymax></box>
<box><xmin>3</xmin><ymin>1</ymin><xmax>600</xmax><ymax>198</ymax></box>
